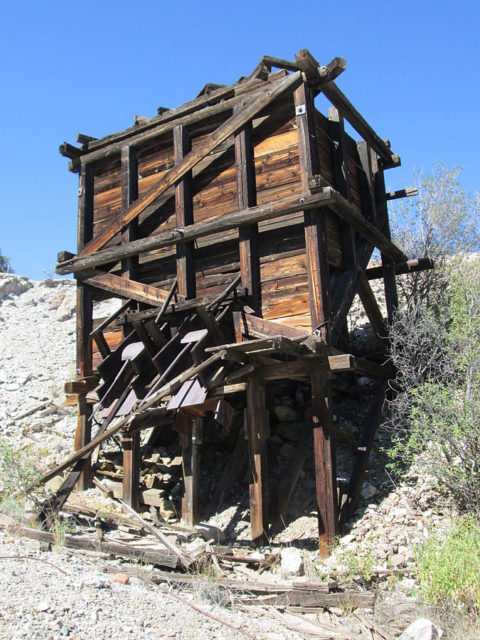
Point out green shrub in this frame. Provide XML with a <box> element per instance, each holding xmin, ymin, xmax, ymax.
<box><xmin>416</xmin><ymin>515</ymin><xmax>480</xmax><ymax>613</ymax></box>
<box><xmin>387</xmin><ymin>258</ymin><xmax>480</xmax><ymax>515</ymax></box>
<box><xmin>0</xmin><ymin>438</ymin><xmax>42</xmax><ymax>515</ymax></box>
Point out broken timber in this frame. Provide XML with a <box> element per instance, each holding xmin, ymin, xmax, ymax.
<box><xmin>46</xmin><ymin>48</ymin><xmax>422</xmax><ymax>556</ymax></box>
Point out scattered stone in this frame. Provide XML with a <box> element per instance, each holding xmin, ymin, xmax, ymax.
<box><xmin>37</xmin><ymin>599</ymin><xmax>50</xmax><ymax>612</ymax></box>
<box><xmin>399</xmin><ymin>618</ymin><xmax>443</xmax><ymax>640</ymax></box>
<box><xmin>113</xmin><ymin>573</ymin><xmax>130</xmax><ymax>585</ymax></box>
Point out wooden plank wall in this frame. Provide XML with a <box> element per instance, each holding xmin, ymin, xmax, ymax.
<box><xmin>88</xmin><ymin>93</ymin><xmax>366</xmax><ymax>335</ymax></box>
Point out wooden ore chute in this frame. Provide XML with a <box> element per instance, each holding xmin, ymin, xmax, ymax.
<box><xmin>52</xmin><ymin>49</ymin><xmax>429</xmax><ymax>556</ymax></box>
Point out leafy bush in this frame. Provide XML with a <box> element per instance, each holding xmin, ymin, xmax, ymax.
<box><xmin>0</xmin><ymin>438</ymin><xmax>42</xmax><ymax>516</ymax></box>
<box><xmin>386</xmin><ymin>165</ymin><xmax>480</xmax><ymax>515</ymax></box>
<box><xmin>388</xmin><ymin>258</ymin><xmax>480</xmax><ymax>515</ymax></box>
<box><xmin>416</xmin><ymin>515</ymin><xmax>480</xmax><ymax>613</ymax></box>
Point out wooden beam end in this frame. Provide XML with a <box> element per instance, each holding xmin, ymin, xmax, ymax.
<box><xmin>57</xmin><ymin>250</ymin><xmax>76</xmax><ymax>264</ymax></box>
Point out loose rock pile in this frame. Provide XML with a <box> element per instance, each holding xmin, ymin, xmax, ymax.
<box><xmin>0</xmin><ymin>273</ymin><xmax>456</xmax><ymax>638</ymax></box>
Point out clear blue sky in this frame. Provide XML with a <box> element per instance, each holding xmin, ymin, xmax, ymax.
<box><xmin>1</xmin><ymin>1</ymin><xmax>478</xmax><ymax>279</ymax></box>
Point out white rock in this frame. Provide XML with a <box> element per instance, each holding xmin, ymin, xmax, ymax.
<box><xmin>399</xmin><ymin>618</ymin><xmax>443</xmax><ymax>640</ymax></box>
<box><xmin>361</xmin><ymin>483</ymin><xmax>377</xmax><ymax>500</ymax></box>
<box><xmin>37</xmin><ymin>599</ymin><xmax>50</xmax><ymax>612</ymax></box>
<box><xmin>280</xmin><ymin>548</ymin><xmax>304</xmax><ymax>577</ymax></box>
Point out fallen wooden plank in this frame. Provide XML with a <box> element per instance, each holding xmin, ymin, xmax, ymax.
<box><xmin>213</xmin><ymin>427</ymin><xmax>247</xmax><ymax>511</ymax></box>
<box><xmin>94</xmin><ymin>477</ymin><xmax>191</xmax><ymax>568</ymax></box>
<box><xmin>141</xmin><ymin>567</ymin><xmax>374</xmax><ymax>608</ymax></box>
<box><xmin>1</xmin><ymin>518</ymin><xmax>178</xmax><ymax>569</ymax></box>
<box><xmin>341</xmin><ymin>382</ymin><xmax>388</xmax><ymax>526</ymax></box>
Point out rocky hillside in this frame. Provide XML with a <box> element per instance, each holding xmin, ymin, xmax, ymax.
<box><xmin>0</xmin><ymin>273</ymin><xmax>453</xmax><ymax>639</ymax></box>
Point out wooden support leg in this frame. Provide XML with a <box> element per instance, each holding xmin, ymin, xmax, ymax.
<box><xmin>179</xmin><ymin>414</ymin><xmax>201</xmax><ymax>527</ymax></box>
<box><xmin>246</xmin><ymin>378</ymin><xmax>269</xmax><ymax>544</ymax></box>
<box><xmin>73</xmin><ymin>396</ymin><xmax>92</xmax><ymax>491</ymax></box>
<box><xmin>311</xmin><ymin>370</ymin><xmax>337</xmax><ymax>558</ymax></box>
<box><xmin>122</xmin><ymin>431</ymin><xmax>141</xmax><ymax>511</ymax></box>
<box><xmin>75</xmin><ymin>160</ymin><xmax>94</xmax><ymax>491</ymax></box>
<box><xmin>74</xmin><ymin>280</ymin><xmax>93</xmax><ymax>491</ymax></box>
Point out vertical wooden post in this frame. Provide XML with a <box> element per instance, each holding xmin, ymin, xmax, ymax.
<box><xmin>234</xmin><ymin>107</ymin><xmax>260</xmax><ymax>312</ymax></box>
<box><xmin>311</xmin><ymin>370</ymin><xmax>338</xmax><ymax>556</ymax></box>
<box><xmin>295</xmin><ymin>82</ymin><xmax>337</xmax><ymax>555</ymax></box>
<box><xmin>121</xmin><ymin>145</ymin><xmax>141</xmax><ymax>508</ymax></box>
<box><xmin>121</xmin><ymin>145</ymin><xmax>139</xmax><ymax>279</ymax></box>
<box><xmin>328</xmin><ymin>107</ymin><xmax>356</xmax><ymax>270</ymax></box>
<box><xmin>358</xmin><ymin>143</ymin><xmax>398</xmax><ymax>324</ymax></box>
<box><xmin>179</xmin><ymin>413</ymin><xmax>201</xmax><ymax>527</ymax></box>
<box><xmin>328</xmin><ymin>106</ymin><xmax>356</xmax><ymax>350</ymax></box>
<box><xmin>357</xmin><ymin>141</ymin><xmax>377</xmax><ymax>223</ymax></box>
<box><xmin>246</xmin><ymin>377</ymin><xmax>269</xmax><ymax>544</ymax></box>
<box><xmin>174</xmin><ymin>125</ymin><xmax>195</xmax><ymax>300</ymax></box>
<box><xmin>75</xmin><ymin>162</ymin><xmax>94</xmax><ymax>491</ymax></box>
<box><xmin>375</xmin><ymin>164</ymin><xmax>399</xmax><ymax>324</ymax></box>
<box><xmin>295</xmin><ymin>83</ymin><xmax>331</xmax><ymax>334</ymax></box>
<box><xmin>122</xmin><ymin>431</ymin><xmax>141</xmax><ymax>510</ymax></box>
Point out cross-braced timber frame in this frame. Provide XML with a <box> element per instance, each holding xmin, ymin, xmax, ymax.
<box><xmin>48</xmin><ymin>49</ymin><xmax>431</xmax><ymax>556</ymax></box>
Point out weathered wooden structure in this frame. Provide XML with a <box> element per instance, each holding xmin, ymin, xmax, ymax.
<box><xmin>50</xmin><ymin>49</ymin><xmax>428</xmax><ymax>556</ymax></box>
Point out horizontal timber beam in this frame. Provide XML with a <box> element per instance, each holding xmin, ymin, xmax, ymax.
<box><xmin>58</xmin><ymin>186</ymin><xmax>405</xmax><ymax>275</ymax></box>
<box><xmin>73</xmin><ymin>81</ymin><xmax>275</xmax><ymax>167</ymax></box>
<box><xmin>366</xmin><ymin>257</ymin><xmax>434</xmax><ymax>280</ymax></box>
<box><xmin>386</xmin><ymin>187</ymin><xmax>418</xmax><ymax>201</ymax></box>
<box><xmin>81</xmin><ymin>271</ymin><xmax>171</xmax><ymax>306</ymax></box>
<box><xmin>57</xmin><ymin>191</ymin><xmax>334</xmax><ymax>275</ymax></box>
<box><xmin>65</xmin><ymin>72</ymin><xmax>287</xmax><ymax>163</ymax></box>
<box><xmin>308</xmin><ymin>182</ymin><xmax>407</xmax><ymax>263</ymax></box>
